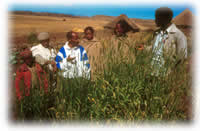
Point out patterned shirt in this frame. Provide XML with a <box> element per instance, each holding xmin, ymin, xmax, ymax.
<box><xmin>151</xmin><ymin>23</ymin><xmax>187</xmax><ymax>76</ymax></box>
<box><xmin>55</xmin><ymin>42</ymin><xmax>90</xmax><ymax>79</ymax></box>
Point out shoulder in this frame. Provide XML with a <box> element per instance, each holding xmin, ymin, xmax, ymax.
<box><xmin>78</xmin><ymin>45</ymin><xmax>85</xmax><ymax>51</ymax></box>
<box><xmin>153</xmin><ymin>28</ymin><xmax>160</xmax><ymax>37</ymax></box>
<box><xmin>169</xmin><ymin>24</ymin><xmax>186</xmax><ymax>38</ymax></box>
<box><xmin>59</xmin><ymin>42</ymin><xmax>68</xmax><ymax>52</ymax></box>
<box><xmin>175</xmin><ymin>28</ymin><xmax>186</xmax><ymax>39</ymax></box>
<box><xmin>31</xmin><ymin>44</ymin><xmax>41</xmax><ymax>50</ymax></box>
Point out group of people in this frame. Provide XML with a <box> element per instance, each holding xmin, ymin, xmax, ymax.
<box><xmin>14</xmin><ymin>7</ymin><xmax>188</xmax><ymax>101</ymax></box>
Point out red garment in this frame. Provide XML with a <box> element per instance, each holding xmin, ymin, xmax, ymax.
<box><xmin>35</xmin><ymin>63</ymin><xmax>48</xmax><ymax>93</ymax></box>
<box><xmin>20</xmin><ymin>48</ymin><xmax>34</xmax><ymax>66</ymax></box>
<box><xmin>19</xmin><ymin>48</ymin><xmax>32</xmax><ymax>59</ymax></box>
<box><xmin>15</xmin><ymin>64</ymin><xmax>31</xmax><ymax>101</ymax></box>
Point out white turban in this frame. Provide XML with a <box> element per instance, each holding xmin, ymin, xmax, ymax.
<box><xmin>37</xmin><ymin>32</ymin><xmax>49</xmax><ymax>41</ymax></box>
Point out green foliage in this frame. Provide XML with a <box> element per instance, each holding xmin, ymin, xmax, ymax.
<box><xmin>27</xmin><ymin>32</ymin><xmax>39</xmax><ymax>44</ymax></box>
<box><xmin>13</xmin><ymin>35</ymin><xmax>192</xmax><ymax>123</ymax></box>
<box><xmin>9</xmin><ymin>52</ymin><xmax>19</xmax><ymax>65</ymax></box>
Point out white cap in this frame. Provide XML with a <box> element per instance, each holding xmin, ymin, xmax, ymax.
<box><xmin>37</xmin><ymin>32</ymin><xmax>49</xmax><ymax>41</ymax></box>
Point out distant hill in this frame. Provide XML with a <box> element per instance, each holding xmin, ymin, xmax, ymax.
<box><xmin>10</xmin><ymin>11</ymin><xmax>87</xmax><ymax>18</ymax></box>
<box><xmin>91</xmin><ymin>15</ymin><xmax>115</xmax><ymax>21</ymax></box>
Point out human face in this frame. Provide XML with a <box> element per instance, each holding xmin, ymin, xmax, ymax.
<box><xmin>85</xmin><ymin>30</ymin><xmax>94</xmax><ymax>40</ymax></box>
<box><xmin>115</xmin><ymin>23</ymin><xmax>124</xmax><ymax>37</ymax></box>
<box><xmin>69</xmin><ymin>32</ymin><xmax>79</xmax><ymax>46</ymax></box>
<box><xmin>41</xmin><ymin>39</ymin><xmax>50</xmax><ymax>48</ymax></box>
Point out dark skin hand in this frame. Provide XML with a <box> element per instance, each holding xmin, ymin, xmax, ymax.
<box><xmin>44</xmin><ymin>60</ymin><xmax>57</xmax><ymax>72</ymax></box>
<box><xmin>67</xmin><ymin>55</ymin><xmax>76</xmax><ymax>62</ymax></box>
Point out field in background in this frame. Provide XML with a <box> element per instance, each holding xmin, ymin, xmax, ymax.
<box><xmin>8</xmin><ymin>13</ymin><xmax>193</xmax><ymax>123</ymax></box>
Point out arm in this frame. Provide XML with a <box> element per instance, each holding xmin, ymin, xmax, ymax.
<box><xmin>176</xmin><ymin>32</ymin><xmax>187</xmax><ymax>59</ymax></box>
<box><xmin>15</xmin><ymin>69</ymin><xmax>23</xmax><ymax>100</ymax></box>
<box><xmin>55</xmin><ymin>47</ymin><xmax>66</xmax><ymax>69</ymax></box>
<box><xmin>80</xmin><ymin>47</ymin><xmax>91</xmax><ymax>79</ymax></box>
<box><xmin>174</xmin><ymin>32</ymin><xmax>187</xmax><ymax>67</ymax></box>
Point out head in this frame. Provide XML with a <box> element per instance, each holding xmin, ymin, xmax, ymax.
<box><xmin>114</xmin><ymin>20</ymin><xmax>129</xmax><ymax>37</ymax></box>
<box><xmin>84</xmin><ymin>26</ymin><xmax>94</xmax><ymax>40</ymax></box>
<box><xmin>20</xmin><ymin>48</ymin><xmax>34</xmax><ymax>67</ymax></box>
<box><xmin>37</xmin><ymin>32</ymin><xmax>50</xmax><ymax>48</ymax></box>
<box><xmin>66</xmin><ymin>31</ymin><xmax>79</xmax><ymax>46</ymax></box>
<box><xmin>155</xmin><ymin>7</ymin><xmax>173</xmax><ymax>28</ymax></box>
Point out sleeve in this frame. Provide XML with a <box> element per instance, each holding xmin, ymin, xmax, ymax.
<box><xmin>50</xmin><ymin>49</ymin><xmax>57</xmax><ymax>60</ymax></box>
<box><xmin>15</xmin><ymin>68</ymin><xmax>23</xmax><ymax>100</ymax></box>
<box><xmin>176</xmin><ymin>32</ymin><xmax>187</xmax><ymax>59</ymax></box>
<box><xmin>80</xmin><ymin>47</ymin><xmax>91</xmax><ymax>79</ymax></box>
<box><xmin>55</xmin><ymin>46</ymin><xmax>66</xmax><ymax>69</ymax></box>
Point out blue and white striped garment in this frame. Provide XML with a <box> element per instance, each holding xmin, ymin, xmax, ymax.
<box><xmin>55</xmin><ymin>42</ymin><xmax>90</xmax><ymax>79</ymax></box>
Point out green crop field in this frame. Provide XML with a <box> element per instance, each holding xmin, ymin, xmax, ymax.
<box><xmin>10</xmin><ymin>32</ymin><xmax>193</xmax><ymax>124</ymax></box>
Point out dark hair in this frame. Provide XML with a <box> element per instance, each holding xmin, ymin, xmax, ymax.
<box><xmin>66</xmin><ymin>31</ymin><xmax>74</xmax><ymax>40</ymax></box>
<box><xmin>155</xmin><ymin>7</ymin><xmax>173</xmax><ymax>23</ymax></box>
<box><xmin>84</xmin><ymin>26</ymin><xmax>94</xmax><ymax>34</ymax></box>
<box><xmin>116</xmin><ymin>20</ymin><xmax>129</xmax><ymax>33</ymax></box>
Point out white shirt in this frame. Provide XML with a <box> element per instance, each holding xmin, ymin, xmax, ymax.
<box><xmin>55</xmin><ymin>42</ymin><xmax>90</xmax><ymax>79</ymax></box>
<box><xmin>31</xmin><ymin>44</ymin><xmax>56</xmax><ymax>70</ymax></box>
<box><xmin>151</xmin><ymin>23</ymin><xmax>188</xmax><ymax>76</ymax></box>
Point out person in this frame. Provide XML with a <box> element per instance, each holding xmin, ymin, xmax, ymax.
<box><xmin>30</xmin><ymin>32</ymin><xmax>57</xmax><ymax>89</ymax></box>
<box><xmin>15</xmin><ymin>48</ymin><xmax>34</xmax><ymax>100</ymax></box>
<box><xmin>149</xmin><ymin>7</ymin><xmax>188</xmax><ymax>76</ymax></box>
<box><xmin>114</xmin><ymin>20</ymin><xmax>130</xmax><ymax>37</ymax></box>
<box><xmin>55</xmin><ymin>31</ymin><xmax>90</xmax><ymax>79</ymax></box>
<box><xmin>80</xmin><ymin>26</ymin><xmax>103</xmax><ymax>79</ymax></box>
<box><xmin>31</xmin><ymin>32</ymin><xmax>57</xmax><ymax>71</ymax></box>
<box><xmin>104</xmin><ymin>20</ymin><xmax>136</xmax><ymax>64</ymax></box>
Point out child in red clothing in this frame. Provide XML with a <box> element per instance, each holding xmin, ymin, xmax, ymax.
<box><xmin>15</xmin><ymin>49</ymin><xmax>33</xmax><ymax>100</ymax></box>
<box><xmin>15</xmin><ymin>48</ymin><xmax>48</xmax><ymax>101</ymax></box>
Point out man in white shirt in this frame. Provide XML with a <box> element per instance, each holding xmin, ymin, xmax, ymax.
<box><xmin>55</xmin><ymin>31</ymin><xmax>90</xmax><ymax>79</ymax></box>
<box><xmin>150</xmin><ymin>7</ymin><xmax>187</xmax><ymax>76</ymax></box>
<box><xmin>31</xmin><ymin>32</ymin><xmax>57</xmax><ymax>71</ymax></box>
<box><xmin>30</xmin><ymin>32</ymin><xmax>57</xmax><ymax>89</ymax></box>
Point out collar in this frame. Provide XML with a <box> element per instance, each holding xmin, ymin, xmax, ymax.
<box><xmin>65</xmin><ymin>41</ymin><xmax>80</xmax><ymax>50</ymax></box>
<box><xmin>38</xmin><ymin>44</ymin><xmax>50</xmax><ymax>50</ymax></box>
<box><xmin>83</xmin><ymin>37</ymin><xmax>98</xmax><ymax>42</ymax></box>
<box><xmin>166</xmin><ymin>23</ymin><xmax>177</xmax><ymax>33</ymax></box>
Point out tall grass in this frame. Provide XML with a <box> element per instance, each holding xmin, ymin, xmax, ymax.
<box><xmin>12</xmin><ymin>33</ymin><xmax>192</xmax><ymax>123</ymax></box>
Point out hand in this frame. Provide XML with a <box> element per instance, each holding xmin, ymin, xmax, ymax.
<box><xmin>67</xmin><ymin>55</ymin><xmax>76</xmax><ymax>62</ymax></box>
<box><xmin>135</xmin><ymin>44</ymin><xmax>144</xmax><ymax>50</ymax></box>
<box><xmin>51</xmin><ymin>61</ymin><xmax>57</xmax><ymax>72</ymax></box>
<box><xmin>44</xmin><ymin>60</ymin><xmax>51</xmax><ymax>65</ymax></box>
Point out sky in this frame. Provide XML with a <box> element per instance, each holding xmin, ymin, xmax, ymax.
<box><xmin>8</xmin><ymin>4</ymin><xmax>195</xmax><ymax>19</ymax></box>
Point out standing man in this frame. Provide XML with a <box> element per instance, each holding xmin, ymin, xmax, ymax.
<box><xmin>114</xmin><ymin>20</ymin><xmax>129</xmax><ymax>37</ymax></box>
<box><xmin>108</xmin><ymin>20</ymin><xmax>136</xmax><ymax>64</ymax></box>
<box><xmin>150</xmin><ymin>7</ymin><xmax>187</xmax><ymax>76</ymax></box>
<box><xmin>55</xmin><ymin>31</ymin><xmax>90</xmax><ymax>79</ymax></box>
<box><xmin>31</xmin><ymin>32</ymin><xmax>57</xmax><ymax>71</ymax></box>
<box><xmin>80</xmin><ymin>26</ymin><xmax>102</xmax><ymax>79</ymax></box>
<box><xmin>30</xmin><ymin>32</ymin><xmax>57</xmax><ymax>90</ymax></box>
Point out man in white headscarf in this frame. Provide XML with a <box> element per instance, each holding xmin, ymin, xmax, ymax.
<box><xmin>30</xmin><ymin>32</ymin><xmax>57</xmax><ymax>89</ymax></box>
<box><xmin>31</xmin><ymin>32</ymin><xmax>57</xmax><ymax>71</ymax></box>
